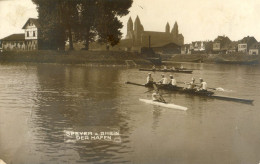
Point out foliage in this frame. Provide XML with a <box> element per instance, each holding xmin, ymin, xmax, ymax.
<box><xmin>32</xmin><ymin>0</ymin><xmax>133</xmax><ymax>50</ymax></box>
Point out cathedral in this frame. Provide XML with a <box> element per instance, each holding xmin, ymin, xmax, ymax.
<box><xmin>124</xmin><ymin>16</ymin><xmax>184</xmax><ymax>48</ymax></box>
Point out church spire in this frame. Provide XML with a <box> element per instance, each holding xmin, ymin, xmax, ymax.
<box><xmin>171</xmin><ymin>21</ymin><xmax>178</xmax><ymax>35</ymax></box>
<box><xmin>127</xmin><ymin>17</ymin><xmax>133</xmax><ymax>32</ymax></box>
<box><xmin>134</xmin><ymin>15</ymin><xmax>141</xmax><ymax>31</ymax></box>
<box><xmin>165</xmin><ymin>22</ymin><xmax>170</xmax><ymax>33</ymax></box>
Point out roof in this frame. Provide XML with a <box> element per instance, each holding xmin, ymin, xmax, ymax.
<box><xmin>22</xmin><ymin>18</ymin><xmax>40</xmax><ymax>29</ymax></box>
<box><xmin>239</xmin><ymin>36</ymin><xmax>257</xmax><ymax>44</ymax></box>
<box><xmin>249</xmin><ymin>42</ymin><xmax>260</xmax><ymax>49</ymax></box>
<box><xmin>1</xmin><ymin>33</ymin><xmax>25</xmax><ymax>41</ymax></box>
<box><xmin>227</xmin><ymin>42</ymin><xmax>238</xmax><ymax>49</ymax></box>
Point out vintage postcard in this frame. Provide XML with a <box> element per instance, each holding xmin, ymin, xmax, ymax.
<box><xmin>0</xmin><ymin>0</ymin><xmax>259</xmax><ymax>164</ymax></box>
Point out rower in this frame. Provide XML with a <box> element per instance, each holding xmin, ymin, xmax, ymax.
<box><xmin>145</xmin><ymin>73</ymin><xmax>154</xmax><ymax>86</ymax></box>
<box><xmin>187</xmin><ymin>77</ymin><xmax>196</xmax><ymax>89</ymax></box>
<box><xmin>180</xmin><ymin>64</ymin><xmax>184</xmax><ymax>69</ymax></box>
<box><xmin>162</xmin><ymin>65</ymin><xmax>167</xmax><ymax>70</ymax></box>
<box><xmin>158</xmin><ymin>74</ymin><xmax>168</xmax><ymax>85</ymax></box>
<box><xmin>152</xmin><ymin>89</ymin><xmax>166</xmax><ymax>103</ymax></box>
<box><xmin>152</xmin><ymin>65</ymin><xmax>156</xmax><ymax>70</ymax></box>
<box><xmin>197</xmin><ymin>78</ymin><xmax>207</xmax><ymax>91</ymax></box>
<box><xmin>171</xmin><ymin>66</ymin><xmax>175</xmax><ymax>70</ymax></box>
<box><xmin>169</xmin><ymin>75</ymin><xmax>177</xmax><ymax>86</ymax></box>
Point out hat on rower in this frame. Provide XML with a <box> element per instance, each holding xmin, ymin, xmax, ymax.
<box><xmin>199</xmin><ymin>78</ymin><xmax>203</xmax><ymax>81</ymax></box>
<box><xmin>148</xmin><ymin>73</ymin><xmax>151</xmax><ymax>75</ymax></box>
<box><xmin>192</xmin><ymin>77</ymin><xmax>195</xmax><ymax>80</ymax></box>
<box><xmin>161</xmin><ymin>74</ymin><xmax>165</xmax><ymax>77</ymax></box>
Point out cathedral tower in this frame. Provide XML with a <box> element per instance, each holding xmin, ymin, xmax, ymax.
<box><xmin>127</xmin><ymin>17</ymin><xmax>133</xmax><ymax>32</ymax></box>
<box><xmin>134</xmin><ymin>16</ymin><xmax>144</xmax><ymax>45</ymax></box>
<box><xmin>126</xmin><ymin>17</ymin><xmax>133</xmax><ymax>39</ymax></box>
<box><xmin>165</xmin><ymin>22</ymin><xmax>170</xmax><ymax>33</ymax></box>
<box><xmin>171</xmin><ymin>21</ymin><xmax>179</xmax><ymax>42</ymax></box>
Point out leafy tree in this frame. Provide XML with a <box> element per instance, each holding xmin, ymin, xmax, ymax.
<box><xmin>32</xmin><ymin>0</ymin><xmax>133</xmax><ymax>50</ymax></box>
<box><xmin>32</xmin><ymin>0</ymin><xmax>66</xmax><ymax>50</ymax></box>
<box><xmin>94</xmin><ymin>0</ymin><xmax>133</xmax><ymax>48</ymax></box>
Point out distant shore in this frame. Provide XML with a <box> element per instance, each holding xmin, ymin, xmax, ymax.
<box><xmin>0</xmin><ymin>50</ymin><xmax>152</xmax><ymax>66</ymax></box>
<box><xmin>0</xmin><ymin>50</ymin><xmax>259</xmax><ymax>66</ymax></box>
<box><xmin>163</xmin><ymin>54</ymin><xmax>260</xmax><ymax>65</ymax></box>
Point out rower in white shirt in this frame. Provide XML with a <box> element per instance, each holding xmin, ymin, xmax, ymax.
<box><xmin>169</xmin><ymin>75</ymin><xmax>177</xmax><ymax>86</ymax></box>
<box><xmin>198</xmin><ymin>78</ymin><xmax>207</xmax><ymax>91</ymax></box>
<box><xmin>158</xmin><ymin>74</ymin><xmax>168</xmax><ymax>85</ymax></box>
<box><xmin>145</xmin><ymin>73</ymin><xmax>154</xmax><ymax>86</ymax></box>
<box><xmin>161</xmin><ymin>65</ymin><xmax>167</xmax><ymax>70</ymax></box>
<box><xmin>187</xmin><ymin>77</ymin><xmax>196</xmax><ymax>89</ymax></box>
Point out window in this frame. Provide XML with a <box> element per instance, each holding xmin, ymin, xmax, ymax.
<box><xmin>33</xmin><ymin>31</ymin><xmax>36</xmax><ymax>37</ymax></box>
<box><xmin>27</xmin><ymin>31</ymin><xmax>29</xmax><ymax>37</ymax></box>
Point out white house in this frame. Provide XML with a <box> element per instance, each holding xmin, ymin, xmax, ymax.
<box><xmin>238</xmin><ymin>44</ymin><xmax>247</xmax><ymax>53</ymax></box>
<box><xmin>0</xmin><ymin>18</ymin><xmax>41</xmax><ymax>51</ymax></box>
<box><xmin>22</xmin><ymin>18</ymin><xmax>40</xmax><ymax>50</ymax></box>
<box><xmin>249</xmin><ymin>42</ymin><xmax>260</xmax><ymax>55</ymax></box>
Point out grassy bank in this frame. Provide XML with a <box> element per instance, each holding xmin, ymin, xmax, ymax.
<box><xmin>0</xmin><ymin>50</ymin><xmax>152</xmax><ymax>65</ymax></box>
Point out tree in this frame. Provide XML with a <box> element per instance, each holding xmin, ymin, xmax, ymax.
<box><xmin>32</xmin><ymin>0</ymin><xmax>133</xmax><ymax>50</ymax></box>
<box><xmin>94</xmin><ymin>0</ymin><xmax>133</xmax><ymax>47</ymax></box>
<box><xmin>32</xmin><ymin>0</ymin><xmax>66</xmax><ymax>50</ymax></box>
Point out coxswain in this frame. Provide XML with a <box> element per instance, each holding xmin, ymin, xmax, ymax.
<box><xmin>169</xmin><ymin>75</ymin><xmax>177</xmax><ymax>86</ymax></box>
<box><xmin>152</xmin><ymin>90</ymin><xmax>166</xmax><ymax>103</ymax></box>
<box><xmin>158</xmin><ymin>74</ymin><xmax>168</xmax><ymax>85</ymax></box>
<box><xmin>187</xmin><ymin>77</ymin><xmax>196</xmax><ymax>89</ymax></box>
<box><xmin>198</xmin><ymin>78</ymin><xmax>207</xmax><ymax>91</ymax></box>
<box><xmin>145</xmin><ymin>73</ymin><xmax>154</xmax><ymax>86</ymax></box>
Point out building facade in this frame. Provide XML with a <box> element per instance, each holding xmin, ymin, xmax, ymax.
<box><xmin>124</xmin><ymin>16</ymin><xmax>184</xmax><ymax>49</ymax></box>
<box><xmin>22</xmin><ymin>18</ymin><xmax>40</xmax><ymax>50</ymax></box>
<box><xmin>238</xmin><ymin>36</ymin><xmax>258</xmax><ymax>54</ymax></box>
<box><xmin>0</xmin><ymin>18</ymin><xmax>40</xmax><ymax>51</ymax></box>
<box><xmin>1</xmin><ymin>34</ymin><xmax>26</xmax><ymax>51</ymax></box>
<box><xmin>249</xmin><ymin>42</ymin><xmax>260</xmax><ymax>55</ymax></box>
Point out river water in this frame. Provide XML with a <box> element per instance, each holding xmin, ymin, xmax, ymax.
<box><xmin>0</xmin><ymin>62</ymin><xmax>259</xmax><ymax>164</ymax></box>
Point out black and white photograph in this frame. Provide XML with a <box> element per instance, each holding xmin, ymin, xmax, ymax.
<box><xmin>0</xmin><ymin>0</ymin><xmax>260</xmax><ymax>163</ymax></box>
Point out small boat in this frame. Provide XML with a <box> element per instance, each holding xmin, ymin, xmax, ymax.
<box><xmin>139</xmin><ymin>68</ymin><xmax>193</xmax><ymax>74</ymax></box>
<box><xmin>139</xmin><ymin>98</ymin><xmax>188</xmax><ymax>111</ymax></box>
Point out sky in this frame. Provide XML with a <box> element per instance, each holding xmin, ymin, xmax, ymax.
<box><xmin>0</xmin><ymin>0</ymin><xmax>260</xmax><ymax>43</ymax></box>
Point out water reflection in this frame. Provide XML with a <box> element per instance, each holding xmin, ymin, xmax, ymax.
<box><xmin>31</xmin><ymin>65</ymin><xmax>132</xmax><ymax>163</ymax></box>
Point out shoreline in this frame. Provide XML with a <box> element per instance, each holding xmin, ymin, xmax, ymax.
<box><xmin>0</xmin><ymin>50</ymin><xmax>153</xmax><ymax>66</ymax></box>
<box><xmin>163</xmin><ymin>54</ymin><xmax>260</xmax><ymax>65</ymax></box>
<box><xmin>0</xmin><ymin>50</ymin><xmax>259</xmax><ymax>66</ymax></box>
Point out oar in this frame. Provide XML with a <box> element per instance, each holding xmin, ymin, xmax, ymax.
<box><xmin>144</xmin><ymin>89</ymin><xmax>154</xmax><ymax>93</ymax></box>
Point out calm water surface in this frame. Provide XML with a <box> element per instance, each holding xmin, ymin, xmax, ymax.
<box><xmin>0</xmin><ymin>62</ymin><xmax>260</xmax><ymax>164</ymax></box>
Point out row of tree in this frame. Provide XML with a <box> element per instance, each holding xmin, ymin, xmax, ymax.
<box><xmin>32</xmin><ymin>0</ymin><xmax>133</xmax><ymax>50</ymax></box>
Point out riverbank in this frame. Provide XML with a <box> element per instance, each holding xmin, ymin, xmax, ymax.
<box><xmin>167</xmin><ymin>54</ymin><xmax>260</xmax><ymax>65</ymax></box>
<box><xmin>0</xmin><ymin>50</ymin><xmax>152</xmax><ymax>66</ymax></box>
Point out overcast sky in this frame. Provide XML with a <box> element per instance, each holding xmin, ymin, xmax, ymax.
<box><xmin>0</xmin><ymin>0</ymin><xmax>260</xmax><ymax>43</ymax></box>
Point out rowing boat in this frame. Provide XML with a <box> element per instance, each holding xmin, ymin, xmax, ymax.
<box><xmin>139</xmin><ymin>99</ymin><xmax>188</xmax><ymax>110</ymax></box>
<box><xmin>139</xmin><ymin>68</ymin><xmax>193</xmax><ymax>74</ymax></box>
<box><xmin>126</xmin><ymin>81</ymin><xmax>214</xmax><ymax>96</ymax></box>
<box><xmin>126</xmin><ymin>81</ymin><xmax>254</xmax><ymax>104</ymax></box>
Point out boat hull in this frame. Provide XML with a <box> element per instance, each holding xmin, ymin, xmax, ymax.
<box><xmin>139</xmin><ymin>68</ymin><xmax>193</xmax><ymax>74</ymax></box>
<box><xmin>126</xmin><ymin>81</ymin><xmax>254</xmax><ymax>104</ymax></box>
<box><xmin>139</xmin><ymin>99</ymin><xmax>188</xmax><ymax>110</ymax></box>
